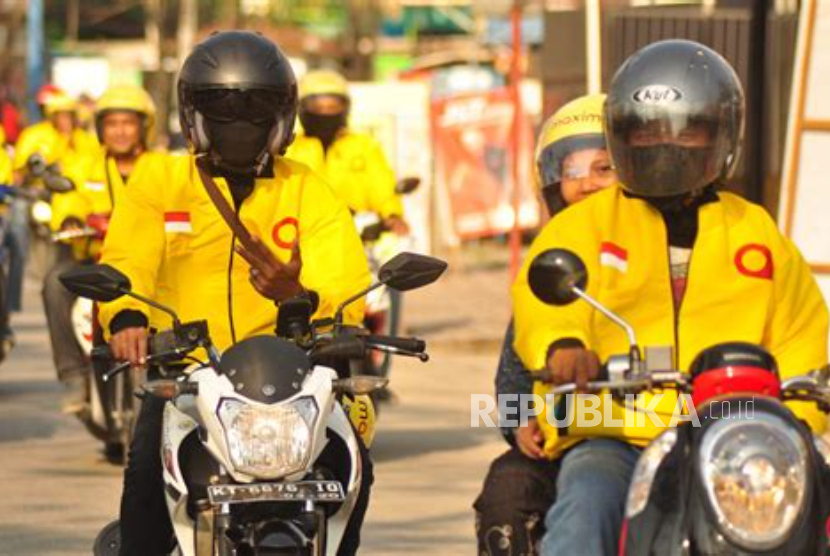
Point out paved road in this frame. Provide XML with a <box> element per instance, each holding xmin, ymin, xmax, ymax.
<box><xmin>0</xmin><ymin>260</ymin><xmax>511</xmax><ymax>555</ymax></box>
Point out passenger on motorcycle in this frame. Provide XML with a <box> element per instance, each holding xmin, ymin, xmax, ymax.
<box><xmin>43</xmin><ymin>84</ymin><xmax>165</xmax><ymax>414</ymax></box>
<box><xmin>286</xmin><ymin>69</ymin><xmax>409</xmax><ymax>235</ymax></box>
<box><xmin>97</xmin><ymin>31</ymin><xmax>371</xmax><ymax>556</ymax></box>
<box><xmin>474</xmin><ymin>94</ymin><xmax>617</xmax><ymax>555</ymax></box>
<box><xmin>512</xmin><ymin>40</ymin><xmax>829</xmax><ymax>556</ymax></box>
<box><xmin>12</xmin><ymin>87</ymin><xmax>99</xmax><ymax>181</ymax></box>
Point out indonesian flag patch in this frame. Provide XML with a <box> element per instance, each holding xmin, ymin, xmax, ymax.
<box><xmin>600</xmin><ymin>241</ymin><xmax>628</xmax><ymax>272</ymax></box>
<box><xmin>164</xmin><ymin>212</ymin><xmax>193</xmax><ymax>233</ymax></box>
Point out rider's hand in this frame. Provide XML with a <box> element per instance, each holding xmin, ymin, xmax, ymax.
<box><xmin>235</xmin><ymin>235</ymin><xmax>304</xmax><ymax>303</ymax></box>
<box><xmin>515</xmin><ymin>418</ymin><xmax>545</xmax><ymax>459</ymax></box>
<box><xmin>110</xmin><ymin>326</ymin><xmax>148</xmax><ymax>368</ymax></box>
<box><xmin>384</xmin><ymin>215</ymin><xmax>410</xmax><ymax>235</ymax></box>
<box><xmin>546</xmin><ymin>347</ymin><xmax>601</xmax><ymax>391</ymax></box>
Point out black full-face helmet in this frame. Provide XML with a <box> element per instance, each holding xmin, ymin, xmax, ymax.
<box><xmin>605</xmin><ymin>40</ymin><xmax>745</xmax><ymax>198</ymax></box>
<box><xmin>178</xmin><ymin>31</ymin><xmax>298</xmax><ymax>175</ymax></box>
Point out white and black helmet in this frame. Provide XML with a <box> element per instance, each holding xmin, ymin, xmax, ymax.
<box><xmin>605</xmin><ymin>39</ymin><xmax>745</xmax><ymax>198</ymax></box>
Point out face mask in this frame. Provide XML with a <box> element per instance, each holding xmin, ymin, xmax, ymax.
<box><xmin>205</xmin><ymin>118</ymin><xmax>272</xmax><ymax>174</ymax></box>
<box><xmin>627</xmin><ymin>144</ymin><xmax>715</xmax><ymax>198</ymax></box>
<box><xmin>299</xmin><ymin>110</ymin><xmax>346</xmax><ymax>149</ymax></box>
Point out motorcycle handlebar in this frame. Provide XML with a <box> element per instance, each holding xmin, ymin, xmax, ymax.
<box><xmin>364</xmin><ymin>334</ymin><xmax>425</xmax><ymax>354</ymax></box>
<box><xmin>312</xmin><ymin>337</ymin><xmax>366</xmax><ymax>361</ymax></box>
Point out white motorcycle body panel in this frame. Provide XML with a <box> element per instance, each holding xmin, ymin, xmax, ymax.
<box><xmin>71</xmin><ymin>296</ymin><xmax>94</xmax><ymax>354</ymax></box>
<box><xmin>161</xmin><ymin>363</ymin><xmax>361</xmax><ymax>556</ymax></box>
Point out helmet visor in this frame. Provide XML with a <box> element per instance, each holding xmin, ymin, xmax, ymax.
<box><xmin>607</xmin><ymin>113</ymin><xmax>727</xmax><ymax>197</ymax></box>
<box><xmin>193</xmin><ymin>88</ymin><xmax>281</xmax><ymax>125</ymax></box>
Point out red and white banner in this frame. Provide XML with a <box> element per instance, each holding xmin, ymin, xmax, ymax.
<box><xmin>430</xmin><ymin>88</ymin><xmax>539</xmax><ymax>240</ymax></box>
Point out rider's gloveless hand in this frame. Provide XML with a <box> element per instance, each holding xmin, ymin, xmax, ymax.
<box><xmin>515</xmin><ymin>418</ymin><xmax>546</xmax><ymax>459</ymax></box>
<box><xmin>235</xmin><ymin>235</ymin><xmax>304</xmax><ymax>303</ymax></box>
<box><xmin>110</xmin><ymin>326</ymin><xmax>148</xmax><ymax>368</ymax></box>
<box><xmin>546</xmin><ymin>347</ymin><xmax>601</xmax><ymax>391</ymax></box>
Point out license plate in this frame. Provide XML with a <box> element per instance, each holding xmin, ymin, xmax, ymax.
<box><xmin>207</xmin><ymin>480</ymin><xmax>345</xmax><ymax>505</ymax></box>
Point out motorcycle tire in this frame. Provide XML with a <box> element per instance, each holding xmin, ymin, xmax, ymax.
<box><xmin>92</xmin><ymin>520</ymin><xmax>121</xmax><ymax>556</ymax></box>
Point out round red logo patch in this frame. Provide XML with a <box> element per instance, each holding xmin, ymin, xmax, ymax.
<box><xmin>272</xmin><ymin>217</ymin><xmax>299</xmax><ymax>249</ymax></box>
<box><xmin>735</xmin><ymin>244</ymin><xmax>773</xmax><ymax>280</ymax></box>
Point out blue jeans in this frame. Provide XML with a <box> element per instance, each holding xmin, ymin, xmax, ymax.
<box><xmin>541</xmin><ymin>438</ymin><xmax>641</xmax><ymax>556</ymax></box>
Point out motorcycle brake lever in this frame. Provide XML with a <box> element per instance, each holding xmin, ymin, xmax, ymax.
<box><xmin>365</xmin><ymin>343</ymin><xmax>429</xmax><ymax>362</ymax></box>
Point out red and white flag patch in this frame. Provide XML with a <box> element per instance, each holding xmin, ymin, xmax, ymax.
<box><xmin>600</xmin><ymin>241</ymin><xmax>628</xmax><ymax>272</ymax></box>
<box><xmin>164</xmin><ymin>212</ymin><xmax>193</xmax><ymax>233</ymax></box>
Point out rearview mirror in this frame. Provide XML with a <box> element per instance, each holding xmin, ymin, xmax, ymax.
<box><xmin>395</xmin><ymin>177</ymin><xmax>421</xmax><ymax>195</ymax></box>
<box><xmin>528</xmin><ymin>248</ymin><xmax>588</xmax><ymax>306</ymax></box>
<box><xmin>379</xmin><ymin>252</ymin><xmax>448</xmax><ymax>292</ymax></box>
<box><xmin>43</xmin><ymin>173</ymin><xmax>75</xmax><ymax>194</ymax></box>
<box><xmin>59</xmin><ymin>264</ymin><xmax>131</xmax><ymax>302</ymax></box>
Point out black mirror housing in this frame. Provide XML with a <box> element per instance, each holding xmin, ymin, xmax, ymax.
<box><xmin>395</xmin><ymin>177</ymin><xmax>421</xmax><ymax>195</ymax></box>
<box><xmin>379</xmin><ymin>252</ymin><xmax>448</xmax><ymax>292</ymax></box>
<box><xmin>528</xmin><ymin>248</ymin><xmax>588</xmax><ymax>306</ymax></box>
<box><xmin>59</xmin><ymin>264</ymin><xmax>131</xmax><ymax>302</ymax></box>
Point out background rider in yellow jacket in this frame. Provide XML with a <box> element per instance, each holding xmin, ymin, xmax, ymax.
<box><xmin>43</xmin><ymin>84</ymin><xmax>165</xmax><ymax>414</ymax></box>
<box><xmin>512</xmin><ymin>40</ymin><xmax>829</xmax><ymax>556</ymax></box>
<box><xmin>7</xmin><ymin>89</ymin><xmax>100</xmax><ymax>317</ymax></box>
<box><xmin>286</xmin><ymin>69</ymin><xmax>409</xmax><ymax>234</ymax></box>
<box><xmin>99</xmin><ymin>32</ymin><xmax>371</xmax><ymax>556</ymax></box>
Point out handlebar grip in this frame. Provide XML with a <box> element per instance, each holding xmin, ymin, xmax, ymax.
<box><xmin>365</xmin><ymin>334</ymin><xmax>426</xmax><ymax>353</ymax></box>
<box><xmin>91</xmin><ymin>344</ymin><xmax>113</xmax><ymax>361</ymax></box>
<box><xmin>314</xmin><ymin>338</ymin><xmax>366</xmax><ymax>361</ymax></box>
<box><xmin>596</xmin><ymin>364</ymin><xmax>609</xmax><ymax>382</ymax></box>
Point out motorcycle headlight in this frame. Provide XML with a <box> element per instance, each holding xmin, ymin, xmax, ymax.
<box><xmin>32</xmin><ymin>200</ymin><xmax>52</xmax><ymax>223</ymax></box>
<box><xmin>699</xmin><ymin>412</ymin><xmax>808</xmax><ymax>551</ymax></box>
<box><xmin>218</xmin><ymin>397</ymin><xmax>319</xmax><ymax>479</ymax></box>
<box><xmin>625</xmin><ymin>429</ymin><xmax>677</xmax><ymax>519</ymax></box>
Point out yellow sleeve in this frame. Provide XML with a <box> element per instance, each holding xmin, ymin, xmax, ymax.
<box><xmin>766</xmin><ymin>231</ymin><xmax>829</xmax><ymax>433</ymax></box>
<box><xmin>512</xmin><ymin>203</ymin><xmax>601</xmax><ymax>371</ymax></box>
<box><xmin>12</xmin><ymin>127</ymin><xmax>43</xmax><ymax>171</ymax></box>
<box><xmin>296</xmin><ymin>169</ymin><xmax>371</xmax><ymax>325</ymax></box>
<box><xmin>0</xmin><ymin>149</ymin><xmax>11</xmax><ymax>184</ymax></box>
<box><xmin>97</xmin><ymin>162</ymin><xmax>168</xmax><ymax>335</ymax></box>
<box><xmin>363</xmin><ymin>138</ymin><xmax>403</xmax><ymax>219</ymax></box>
<box><xmin>49</xmin><ymin>155</ymin><xmax>93</xmax><ymax>231</ymax></box>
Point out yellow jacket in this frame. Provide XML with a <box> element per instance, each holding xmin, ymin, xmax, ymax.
<box><xmin>98</xmin><ymin>155</ymin><xmax>371</xmax><ymax>352</ymax></box>
<box><xmin>52</xmin><ymin>151</ymin><xmax>170</xmax><ymax>230</ymax></box>
<box><xmin>51</xmin><ymin>151</ymin><xmax>170</xmax><ymax>260</ymax></box>
<box><xmin>286</xmin><ymin>132</ymin><xmax>403</xmax><ymax>218</ymax></box>
<box><xmin>0</xmin><ymin>148</ymin><xmax>11</xmax><ymax>185</ymax></box>
<box><xmin>513</xmin><ymin>187</ymin><xmax>829</xmax><ymax>457</ymax></box>
<box><xmin>13</xmin><ymin>121</ymin><xmax>99</xmax><ymax>172</ymax></box>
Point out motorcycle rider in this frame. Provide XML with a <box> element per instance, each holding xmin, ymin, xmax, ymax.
<box><xmin>97</xmin><ymin>32</ymin><xmax>371</xmax><ymax>556</ymax></box>
<box><xmin>44</xmin><ymin>84</ymin><xmax>165</xmax><ymax>414</ymax></box>
<box><xmin>512</xmin><ymin>39</ymin><xmax>829</xmax><ymax>555</ymax></box>
<box><xmin>286</xmin><ymin>69</ymin><xmax>409</xmax><ymax>234</ymax></box>
<box><xmin>12</xmin><ymin>88</ymin><xmax>99</xmax><ymax>181</ymax></box>
<box><xmin>474</xmin><ymin>94</ymin><xmax>616</xmax><ymax>555</ymax></box>
<box><xmin>8</xmin><ymin>88</ymin><xmax>99</xmax><ymax>315</ymax></box>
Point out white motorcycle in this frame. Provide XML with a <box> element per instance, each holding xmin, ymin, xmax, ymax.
<box><xmin>61</xmin><ymin>252</ymin><xmax>446</xmax><ymax>556</ymax></box>
<box><xmin>53</xmin><ymin>213</ymin><xmax>135</xmax><ymax>462</ymax></box>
